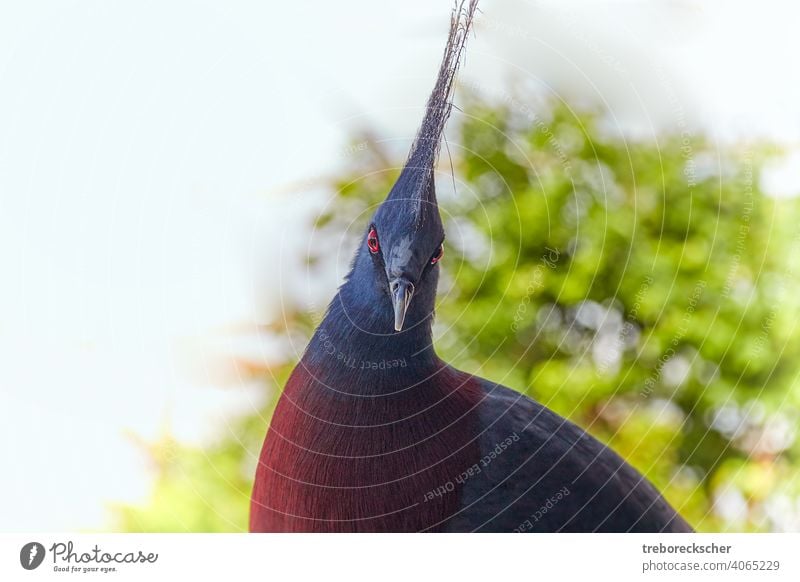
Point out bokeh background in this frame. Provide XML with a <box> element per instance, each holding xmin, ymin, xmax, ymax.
<box><xmin>2</xmin><ymin>0</ymin><xmax>800</xmax><ymax>532</ymax></box>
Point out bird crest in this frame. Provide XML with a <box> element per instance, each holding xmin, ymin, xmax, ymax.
<box><xmin>383</xmin><ymin>0</ymin><xmax>480</xmax><ymax>227</ymax></box>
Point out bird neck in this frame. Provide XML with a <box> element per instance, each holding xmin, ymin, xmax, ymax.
<box><xmin>303</xmin><ymin>280</ymin><xmax>439</xmax><ymax>386</ymax></box>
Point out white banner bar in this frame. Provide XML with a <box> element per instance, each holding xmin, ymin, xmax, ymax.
<box><xmin>1</xmin><ymin>534</ymin><xmax>798</xmax><ymax>581</ymax></box>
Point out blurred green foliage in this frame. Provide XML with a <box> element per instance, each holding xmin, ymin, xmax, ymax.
<box><xmin>113</xmin><ymin>96</ymin><xmax>800</xmax><ymax>533</ymax></box>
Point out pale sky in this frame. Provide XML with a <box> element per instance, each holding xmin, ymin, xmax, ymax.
<box><xmin>1</xmin><ymin>0</ymin><xmax>798</xmax><ymax>531</ymax></box>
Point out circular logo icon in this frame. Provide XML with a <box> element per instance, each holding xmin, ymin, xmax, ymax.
<box><xmin>20</xmin><ymin>542</ymin><xmax>46</xmax><ymax>570</ymax></box>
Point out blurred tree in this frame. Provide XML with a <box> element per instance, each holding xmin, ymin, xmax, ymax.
<box><xmin>112</xmin><ymin>97</ymin><xmax>800</xmax><ymax>533</ymax></box>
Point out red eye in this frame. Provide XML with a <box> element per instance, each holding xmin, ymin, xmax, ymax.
<box><xmin>431</xmin><ymin>243</ymin><xmax>444</xmax><ymax>264</ymax></box>
<box><xmin>367</xmin><ymin>227</ymin><xmax>380</xmax><ymax>254</ymax></box>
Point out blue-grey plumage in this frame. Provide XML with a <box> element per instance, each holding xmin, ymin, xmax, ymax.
<box><xmin>445</xmin><ymin>379</ymin><xmax>693</xmax><ymax>532</ymax></box>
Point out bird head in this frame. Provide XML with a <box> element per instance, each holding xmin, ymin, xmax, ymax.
<box><xmin>347</xmin><ymin>0</ymin><xmax>477</xmax><ymax>334</ymax></box>
<box><xmin>365</xmin><ymin>174</ymin><xmax>445</xmax><ymax>332</ymax></box>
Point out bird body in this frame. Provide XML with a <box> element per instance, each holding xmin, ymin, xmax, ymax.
<box><xmin>250</xmin><ymin>0</ymin><xmax>692</xmax><ymax>533</ymax></box>
<box><xmin>250</xmin><ymin>322</ymin><xmax>690</xmax><ymax>532</ymax></box>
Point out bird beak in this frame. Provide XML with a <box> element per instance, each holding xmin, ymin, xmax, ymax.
<box><xmin>389</xmin><ymin>278</ymin><xmax>415</xmax><ymax>332</ymax></box>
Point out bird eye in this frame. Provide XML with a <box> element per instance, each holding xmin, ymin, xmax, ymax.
<box><xmin>367</xmin><ymin>227</ymin><xmax>380</xmax><ymax>254</ymax></box>
<box><xmin>431</xmin><ymin>243</ymin><xmax>444</xmax><ymax>264</ymax></box>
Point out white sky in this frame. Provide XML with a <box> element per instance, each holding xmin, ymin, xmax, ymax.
<box><xmin>1</xmin><ymin>0</ymin><xmax>799</xmax><ymax>531</ymax></box>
